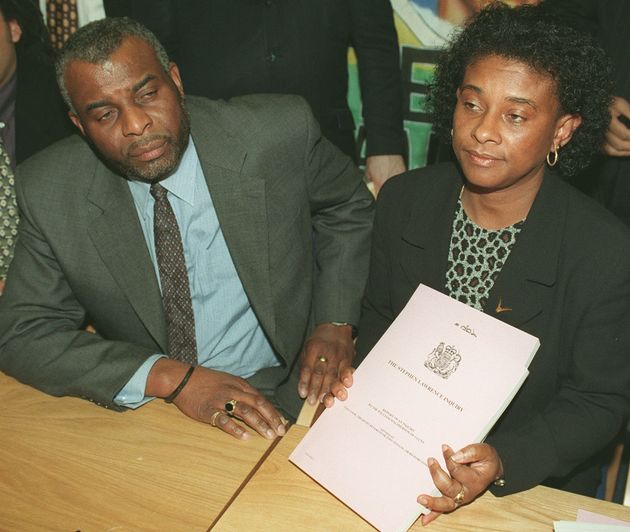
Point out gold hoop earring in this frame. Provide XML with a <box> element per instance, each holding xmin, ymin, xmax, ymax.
<box><xmin>547</xmin><ymin>145</ymin><xmax>559</xmax><ymax>167</ymax></box>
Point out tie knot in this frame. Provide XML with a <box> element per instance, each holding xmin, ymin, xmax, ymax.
<box><xmin>150</xmin><ymin>183</ymin><xmax>168</xmax><ymax>201</ymax></box>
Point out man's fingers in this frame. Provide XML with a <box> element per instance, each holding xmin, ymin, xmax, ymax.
<box><xmin>234</xmin><ymin>401</ymin><xmax>279</xmax><ymax>439</ymax></box>
<box><xmin>213</xmin><ymin>411</ymin><xmax>251</xmax><ymax>440</ymax></box>
<box><xmin>307</xmin><ymin>359</ymin><xmax>327</xmax><ymax>405</ymax></box>
<box><xmin>298</xmin><ymin>363</ymin><xmax>312</xmax><ymax>399</ymax></box>
<box><xmin>316</xmin><ymin>364</ymin><xmax>340</xmax><ymax>403</ymax></box>
<box><xmin>201</xmin><ymin>387</ymin><xmax>285</xmax><ymax>440</ymax></box>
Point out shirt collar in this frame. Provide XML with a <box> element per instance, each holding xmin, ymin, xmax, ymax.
<box><xmin>128</xmin><ymin>136</ymin><xmax>199</xmax><ymax>215</ymax></box>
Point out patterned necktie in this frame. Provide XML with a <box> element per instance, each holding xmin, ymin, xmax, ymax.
<box><xmin>150</xmin><ymin>183</ymin><xmax>198</xmax><ymax>364</ymax></box>
<box><xmin>0</xmin><ymin>138</ymin><xmax>18</xmax><ymax>280</ymax></box>
<box><xmin>46</xmin><ymin>0</ymin><xmax>79</xmax><ymax>50</ymax></box>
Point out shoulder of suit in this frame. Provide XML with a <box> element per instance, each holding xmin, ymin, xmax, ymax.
<box><xmin>372</xmin><ymin>163</ymin><xmax>461</xmax><ymax>232</ymax></box>
<box><xmin>379</xmin><ymin>162</ymin><xmax>461</xmax><ymax>203</ymax></box>
<box><xmin>545</xmin><ymin>175</ymin><xmax>630</xmax><ymax>268</ymax></box>
<box><xmin>17</xmin><ymin>134</ymin><xmax>98</xmax><ymax>187</ymax></box>
<box><xmin>186</xmin><ymin>94</ymin><xmax>315</xmax><ymax>156</ymax></box>
<box><xmin>187</xmin><ymin>93</ymin><xmax>309</xmax><ymax>122</ymax></box>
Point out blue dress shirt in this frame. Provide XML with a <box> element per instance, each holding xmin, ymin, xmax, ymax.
<box><xmin>115</xmin><ymin>139</ymin><xmax>279</xmax><ymax>407</ymax></box>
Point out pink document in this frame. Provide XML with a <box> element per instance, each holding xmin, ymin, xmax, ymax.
<box><xmin>290</xmin><ymin>284</ymin><xmax>540</xmax><ymax>532</ymax></box>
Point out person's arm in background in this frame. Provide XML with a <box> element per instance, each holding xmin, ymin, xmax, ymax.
<box><xmin>603</xmin><ymin>96</ymin><xmax>630</xmax><ymax>157</ymax></box>
<box><xmin>350</xmin><ymin>0</ymin><xmax>406</xmax><ymax>195</ymax></box>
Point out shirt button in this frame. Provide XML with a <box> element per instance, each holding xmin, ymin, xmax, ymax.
<box><xmin>266</xmin><ymin>50</ymin><xmax>278</xmax><ymax>63</ymax></box>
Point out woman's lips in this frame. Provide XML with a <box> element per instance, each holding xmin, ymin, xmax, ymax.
<box><xmin>466</xmin><ymin>149</ymin><xmax>501</xmax><ymax>167</ymax></box>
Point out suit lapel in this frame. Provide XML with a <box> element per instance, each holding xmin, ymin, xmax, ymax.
<box><xmin>398</xmin><ymin>166</ymin><xmax>564</xmax><ymax>331</ymax></box>
<box><xmin>486</xmin><ymin>172</ymin><xmax>565</xmax><ymax>328</ymax></box>
<box><xmin>399</xmin><ymin>168</ymin><xmax>463</xmax><ymax>299</ymax></box>
<box><xmin>86</xmin><ymin>163</ymin><xmax>167</xmax><ymax>350</ymax></box>
<box><xmin>189</xmin><ymin>104</ymin><xmax>277</xmax><ymax>347</ymax></box>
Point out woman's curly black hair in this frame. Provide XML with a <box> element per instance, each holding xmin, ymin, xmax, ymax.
<box><xmin>428</xmin><ymin>1</ymin><xmax>613</xmax><ymax>177</ymax></box>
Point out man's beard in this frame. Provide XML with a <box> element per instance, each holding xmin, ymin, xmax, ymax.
<box><xmin>103</xmin><ymin>102</ymin><xmax>191</xmax><ymax>184</ymax></box>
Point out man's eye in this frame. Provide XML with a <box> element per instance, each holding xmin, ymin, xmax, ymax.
<box><xmin>97</xmin><ymin>111</ymin><xmax>113</xmax><ymax>122</ymax></box>
<box><xmin>508</xmin><ymin>114</ymin><xmax>524</xmax><ymax>124</ymax></box>
<box><xmin>140</xmin><ymin>90</ymin><xmax>157</xmax><ymax>100</ymax></box>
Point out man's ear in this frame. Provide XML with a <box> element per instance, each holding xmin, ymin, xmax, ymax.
<box><xmin>68</xmin><ymin>111</ymin><xmax>85</xmax><ymax>136</ymax></box>
<box><xmin>7</xmin><ymin>19</ymin><xmax>22</xmax><ymax>44</ymax></box>
<box><xmin>168</xmin><ymin>62</ymin><xmax>184</xmax><ymax>98</ymax></box>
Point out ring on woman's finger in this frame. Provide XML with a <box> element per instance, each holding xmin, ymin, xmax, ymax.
<box><xmin>225</xmin><ymin>399</ymin><xmax>238</xmax><ymax>416</ymax></box>
<box><xmin>210</xmin><ymin>410</ymin><xmax>222</xmax><ymax>427</ymax></box>
<box><xmin>318</xmin><ymin>356</ymin><xmax>328</xmax><ymax>363</ymax></box>
<box><xmin>453</xmin><ymin>485</ymin><xmax>465</xmax><ymax>506</ymax></box>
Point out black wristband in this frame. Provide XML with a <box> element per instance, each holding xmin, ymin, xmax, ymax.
<box><xmin>164</xmin><ymin>365</ymin><xmax>195</xmax><ymax>404</ymax></box>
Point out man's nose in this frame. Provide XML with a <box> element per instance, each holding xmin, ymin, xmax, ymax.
<box><xmin>121</xmin><ymin>105</ymin><xmax>152</xmax><ymax>136</ymax></box>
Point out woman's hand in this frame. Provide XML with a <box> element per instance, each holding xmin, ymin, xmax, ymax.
<box><xmin>418</xmin><ymin>442</ymin><xmax>503</xmax><ymax>526</ymax></box>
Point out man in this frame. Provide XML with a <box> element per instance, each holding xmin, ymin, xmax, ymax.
<box><xmin>0</xmin><ymin>0</ymin><xmax>73</xmax><ymax>287</ymax></box>
<box><xmin>0</xmin><ymin>18</ymin><xmax>373</xmax><ymax>440</ymax></box>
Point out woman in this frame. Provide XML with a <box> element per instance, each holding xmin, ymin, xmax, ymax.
<box><xmin>325</xmin><ymin>2</ymin><xmax>630</xmax><ymax>525</ymax></box>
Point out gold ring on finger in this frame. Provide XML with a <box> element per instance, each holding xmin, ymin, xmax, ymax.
<box><xmin>225</xmin><ymin>399</ymin><xmax>238</xmax><ymax>416</ymax></box>
<box><xmin>318</xmin><ymin>356</ymin><xmax>328</xmax><ymax>363</ymax></box>
<box><xmin>453</xmin><ymin>485</ymin><xmax>465</xmax><ymax>506</ymax></box>
<box><xmin>210</xmin><ymin>410</ymin><xmax>222</xmax><ymax>427</ymax></box>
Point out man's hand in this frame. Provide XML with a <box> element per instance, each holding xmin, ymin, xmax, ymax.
<box><xmin>147</xmin><ymin>359</ymin><xmax>287</xmax><ymax>440</ymax></box>
<box><xmin>323</xmin><ymin>366</ymin><xmax>355</xmax><ymax>407</ymax></box>
<box><xmin>418</xmin><ymin>443</ymin><xmax>503</xmax><ymax>526</ymax></box>
<box><xmin>298</xmin><ymin>323</ymin><xmax>355</xmax><ymax>405</ymax></box>
<box><xmin>365</xmin><ymin>154</ymin><xmax>406</xmax><ymax>196</ymax></box>
<box><xmin>603</xmin><ymin>96</ymin><xmax>630</xmax><ymax>157</ymax></box>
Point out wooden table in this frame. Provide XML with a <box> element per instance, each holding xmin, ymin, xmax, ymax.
<box><xmin>0</xmin><ymin>373</ymin><xmax>274</xmax><ymax>532</ymax></box>
<box><xmin>212</xmin><ymin>425</ymin><xmax>630</xmax><ymax>531</ymax></box>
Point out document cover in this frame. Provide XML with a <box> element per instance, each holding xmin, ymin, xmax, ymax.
<box><xmin>290</xmin><ymin>284</ymin><xmax>540</xmax><ymax>532</ymax></box>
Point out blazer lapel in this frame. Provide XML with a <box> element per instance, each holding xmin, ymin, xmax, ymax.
<box><xmin>399</xmin><ymin>169</ymin><xmax>463</xmax><ymax>299</ymax></box>
<box><xmin>86</xmin><ymin>163</ymin><xmax>167</xmax><ymax>350</ymax></box>
<box><xmin>486</xmin><ymin>172</ymin><xmax>565</xmax><ymax>329</ymax></box>
<box><xmin>189</xmin><ymin>108</ymin><xmax>277</xmax><ymax>349</ymax></box>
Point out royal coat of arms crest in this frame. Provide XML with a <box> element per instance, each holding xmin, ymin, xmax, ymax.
<box><xmin>424</xmin><ymin>342</ymin><xmax>461</xmax><ymax>379</ymax></box>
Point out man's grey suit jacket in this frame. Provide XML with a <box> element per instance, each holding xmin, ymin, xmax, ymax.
<box><xmin>0</xmin><ymin>94</ymin><xmax>374</xmax><ymax>418</ymax></box>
